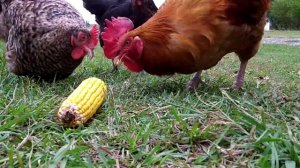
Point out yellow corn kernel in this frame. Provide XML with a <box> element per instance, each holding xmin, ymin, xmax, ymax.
<box><xmin>57</xmin><ymin>77</ymin><xmax>107</xmax><ymax>127</ymax></box>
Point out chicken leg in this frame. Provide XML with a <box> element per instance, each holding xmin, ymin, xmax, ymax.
<box><xmin>232</xmin><ymin>41</ymin><xmax>260</xmax><ymax>90</ymax></box>
<box><xmin>187</xmin><ymin>70</ymin><xmax>203</xmax><ymax>91</ymax></box>
<box><xmin>231</xmin><ymin>60</ymin><xmax>248</xmax><ymax>90</ymax></box>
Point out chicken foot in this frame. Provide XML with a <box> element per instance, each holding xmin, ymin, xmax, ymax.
<box><xmin>187</xmin><ymin>70</ymin><xmax>203</xmax><ymax>91</ymax></box>
<box><xmin>231</xmin><ymin>60</ymin><xmax>248</xmax><ymax>90</ymax></box>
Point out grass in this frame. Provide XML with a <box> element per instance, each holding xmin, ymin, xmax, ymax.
<box><xmin>264</xmin><ymin>30</ymin><xmax>300</xmax><ymax>38</ymax></box>
<box><xmin>0</xmin><ymin>40</ymin><xmax>300</xmax><ymax>167</ymax></box>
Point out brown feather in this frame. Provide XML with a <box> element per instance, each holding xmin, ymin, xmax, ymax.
<box><xmin>101</xmin><ymin>0</ymin><xmax>272</xmax><ymax>89</ymax></box>
<box><xmin>124</xmin><ymin>0</ymin><xmax>271</xmax><ymax>75</ymax></box>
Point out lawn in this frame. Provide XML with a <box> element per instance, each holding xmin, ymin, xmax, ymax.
<box><xmin>0</xmin><ymin>41</ymin><xmax>299</xmax><ymax>167</ymax></box>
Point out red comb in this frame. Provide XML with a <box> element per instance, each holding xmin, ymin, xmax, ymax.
<box><xmin>101</xmin><ymin>17</ymin><xmax>134</xmax><ymax>59</ymax></box>
<box><xmin>88</xmin><ymin>24</ymin><xmax>99</xmax><ymax>49</ymax></box>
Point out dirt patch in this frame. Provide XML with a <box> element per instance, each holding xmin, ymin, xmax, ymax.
<box><xmin>263</xmin><ymin>37</ymin><xmax>300</xmax><ymax>46</ymax></box>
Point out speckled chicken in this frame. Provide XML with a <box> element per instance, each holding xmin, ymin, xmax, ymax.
<box><xmin>0</xmin><ymin>0</ymin><xmax>99</xmax><ymax>80</ymax></box>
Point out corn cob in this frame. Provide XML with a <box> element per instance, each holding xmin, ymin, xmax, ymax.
<box><xmin>57</xmin><ymin>77</ymin><xmax>107</xmax><ymax>127</ymax></box>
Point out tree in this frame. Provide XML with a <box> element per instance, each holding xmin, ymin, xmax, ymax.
<box><xmin>269</xmin><ymin>0</ymin><xmax>300</xmax><ymax>30</ymax></box>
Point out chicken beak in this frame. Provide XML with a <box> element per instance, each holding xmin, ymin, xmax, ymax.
<box><xmin>111</xmin><ymin>60</ymin><xmax>118</xmax><ymax>72</ymax></box>
<box><xmin>111</xmin><ymin>55</ymin><xmax>123</xmax><ymax>72</ymax></box>
<box><xmin>89</xmin><ymin>50</ymin><xmax>95</xmax><ymax>60</ymax></box>
<box><xmin>84</xmin><ymin>46</ymin><xmax>94</xmax><ymax>60</ymax></box>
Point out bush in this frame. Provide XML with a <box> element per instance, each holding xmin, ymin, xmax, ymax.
<box><xmin>269</xmin><ymin>0</ymin><xmax>300</xmax><ymax>30</ymax></box>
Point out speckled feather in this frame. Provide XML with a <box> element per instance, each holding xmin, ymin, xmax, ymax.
<box><xmin>0</xmin><ymin>0</ymin><xmax>89</xmax><ymax>80</ymax></box>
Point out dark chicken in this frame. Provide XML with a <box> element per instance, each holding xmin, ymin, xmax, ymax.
<box><xmin>0</xmin><ymin>0</ymin><xmax>99</xmax><ymax>80</ymax></box>
<box><xmin>82</xmin><ymin>0</ymin><xmax>157</xmax><ymax>46</ymax></box>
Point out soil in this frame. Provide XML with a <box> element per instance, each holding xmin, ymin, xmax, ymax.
<box><xmin>263</xmin><ymin>37</ymin><xmax>300</xmax><ymax>46</ymax></box>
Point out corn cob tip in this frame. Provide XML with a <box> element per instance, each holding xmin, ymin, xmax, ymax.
<box><xmin>58</xmin><ymin>105</ymin><xmax>82</xmax><ymax>127</ymax></box>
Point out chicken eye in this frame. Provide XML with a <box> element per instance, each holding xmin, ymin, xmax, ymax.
<box><xmin>81</xmin><ymin>36</ymin><xmax>86</xmax><ymax>41</ymax></box>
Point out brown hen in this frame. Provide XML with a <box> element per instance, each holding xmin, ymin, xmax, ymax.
<box><xmin>102</xmin><ymin>0</ymin><xmax>271</xmax><ymax>90</ymax></box>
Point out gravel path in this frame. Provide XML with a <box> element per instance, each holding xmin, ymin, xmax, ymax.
<box><xmin>263</xmin><ymin>37</ymin><xmax>300</xmax><ymax>46</ymax></box>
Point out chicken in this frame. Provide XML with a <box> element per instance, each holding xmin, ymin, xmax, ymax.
<box><xmin>82</xmin><ymin>0</ymin><xmax>157</xmax><ymax>46</ymax></box>
<box><xmin>101</xmin><ymin>0</ymin><xmax>271</xmax><ymax>90</ymax></box>
<box><xmin>0</xmin><ymin>0</ymin><xmax>99</xmax><ymax>81</ymax></box>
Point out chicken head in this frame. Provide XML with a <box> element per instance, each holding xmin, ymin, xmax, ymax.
<box><xmin>71</xmin><ymin>25</ymin><xmax>99</xmax><ymax>60</ymax></box>
<box><xmin>101</xmin><ymin>17</ymin><xmax>144</xmax><ymax>72</ymax></box>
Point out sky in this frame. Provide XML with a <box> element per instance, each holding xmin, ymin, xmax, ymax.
<box><xmin>65</xmin><ymin>0</ymin><xmax>165</xmax><ymax>24</ymax></box>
